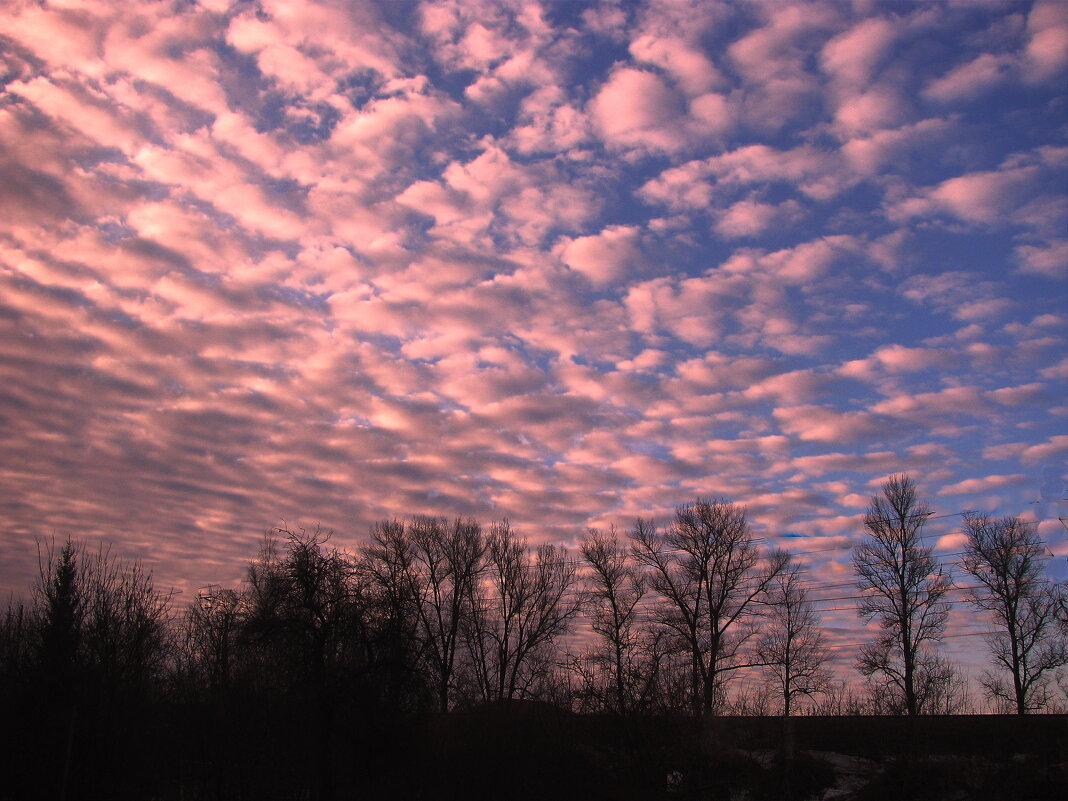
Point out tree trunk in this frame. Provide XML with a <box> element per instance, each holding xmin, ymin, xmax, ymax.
<box><xmin>903</xmin><ymin>651</ymin><xmax>917</xmax><ymax>716</ymax></box>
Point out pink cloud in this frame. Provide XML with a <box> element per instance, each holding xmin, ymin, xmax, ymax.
<box><xmin>559</xmin><ymin>225</ymin><xmax>643</xmax><ymax>287</ymax></box>
<box><xmin>840</xmin><ymin>117</ymin><xmax>955</xmax><ymax>174</ymax></box>
<box><xmin>103</xmin><ymin>15</ymin><xmax>230</xmax><ymax>116</ymax></box>
<box><xmin>820</xmin><ymin>17</ymin><xmax>898</xmax><ymax>88</ymax></box>
<box><xmin>938</xmin><ymin>474</ymin><xmax>1028</xmax><ymax>496</ymax></box>
<box><xmin>639</xmin><ymin>144</ymin><xmax>851</xmax><ymax>212</ymax></box>
<box><xmin>728</xmin><ymin>3</ymin><xmax>838</xmax><ymax>83</ymax></box>
<box><xmin>398</xmin><ymin>144</ymin><xmax>601</xmax><ymax>247</ymax></box>
<box><xmin>726</xmin><ymin>3</ymin><xmax>838</xmax><ymax>131</ymax></box>
<box><xmin>671</xmin><ymin>352</ymin><xmax>778</xmax><ymax>391</ymax></box>
<box><xmin>1018</xmin><ymin>435</ymin><xmax>1068</xmax><ymax>464</ymax></box>
<box><xmin>832</xmin><ymin>85</ymin><xmax>909</xmax><ymax>136</ymax></box>
<box><xmin>637</xmin><ymin>160</ymin><xmax>715</xmax><ymax>210</ymax></box>
<box><xmin>590</xmin><ymin>66</ymin><xmax>687</xmax><ymax>152</ymax></box>
<box><xmin>752</xmin><ymin>236</ymin><xmax>857</xmax><ymax>284</ymax></box>
<box><xmin>987</xmin><ymin>382</ymin><xmax>1048</xmax><ymax>407</ymax></box>
<box><xmin>617</xmin><ymin>348</ymin><xmax>671</xmax><ymax>372</ymax></box>
<box><xmin>460</xmin><ymin>22</ymin><xmax>512</xmax><ymax>66</ymax></box>
<box><xmin>510</xmin><ymin>86</ymin><xmax>591</xmax><ymax>155</ymax></box>
<box><xmin>12</xmin><ymin>75</ymin><xmax>148</xmax><ymax>155</ymax></box>
<box><xmin>934</xmin><ymin>531</ymin><xmax>968</xmax><ymax>551</ymax></box>
<box><xmin>328</xmin><ymin>88</ymin><xmax>464</xmax><ymax>177</ymax></box>
<box><xmin>714</xmin><ymin>197</ymin><xmax>803</xmax><ymax>239</ymax></box>
<box><xmin>894</xmin><ymin>164</ymin><xmax>1043</xmax><ymax>226</ymax></box>
<box><xmin>1024</xmin><ymin>0</ymin><xmax>1068</xmax><ymax>80</ymax></box>
<box><xmin>929</xmin><ymin>166</ymin><xmax>1041</xmax><ymax>224</ymax></box>
<box><xmin>871</xmin><ymin>385</ymin><xmax>990</xmax><ymax>419</ymax></box>
<box><xmin>228</xmin><ymin>0</ymin><xmax>404</xmax><ymax>84</ymax></box>
<box><xmin>901</xmin><ymin>270</ymin><xmax>1019</xmax><ymax>323</ymax></box>
<box><xmin>773</xmin><ymin>405</ymin><xmax>892</xmax><ymax>444</ymax></box>
<box><xmin>781</xmin><ymin>448</ymin><xmax>905</xmax><ymax>480</ymax></box>
<box><xmin>743</xmin><ymin>369</ymin><xmax>837</xmax><ymax>405</ymax></box>
<box><xmin>924</xmin><ymin>53</ymin><xmax>1016</xmax><ymax>101</ymax></box>
<box><xmin>954</xmin><ymin>298</ymin><xmax>1016</xmax><ymax>323</ymax></box>
<box><xmin>1014</xmin><ymin>239</ymin><xmax>1068</xmax><ymax>277</ymax></box>
<box><xmin>872</xmin><ymin>344</ymin><xmax>954</xmax><ymax>372</ymax></box>
<box><xmin>629</xmin><ymin>34</ymin><xmax>724</xmax><ymax>95</ymax></box>
<box><xmin>581</xmin><ymin>3</ymin><xmax>628</xmax><ymax>41</ymax></box>
<box><xmin>0</xmin><ymin>3</ymin><xmax>105</xmax><ymax>73</ymax></box>
<box><xmin>688</xmin><ymin>91</ymin><xmax>733</xmax><ymax>134</ymax></box>
<box><xmin>624</xmin><ymin>275</ymin><xmax>726</xmax><ymax>346</ymax></box>
<box><xmin>1039</xmin><ymin>357</ymin><xmax>1068</xmax><ymax>381</ymax></box>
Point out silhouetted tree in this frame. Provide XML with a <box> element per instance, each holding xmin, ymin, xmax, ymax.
<box><xmin>0</xmin><ymin>597</ymin><xmax>36</xmax><ymax>795</ymax></box>
<box><xmin>463</xmin><ymin>521</ymin><xmax>579</xmax><ymax>702</ymax></box>
<box><xmin>853</xmin><ymin>474</ymin><xmax>951</xmax><ymax>716</ymax></box>
<box><xmin>36</xmin><ymin>539</ymin><xmax>85</xmax><ymax>695</ymax></box>
<box><xmin>918</xmin><ymin>654</ymin><xmax>972</xmax><ymax>714</ymax></box>
<box><xmin>632</xmin><ymin>500</ymin><xmax>789</xmax><ymax>716</ymax></box>
<box><xmin>729</xmin><ymin>681</ymin><xmax>772</xmax><ymax>715</ymax></box>
<box><xmin>858</xmin><ymin>652</ymin><xmax>970</xmax><ymax>715</ymax></box>
<box><xmin>756</xmin><ymin>555</ymin><xmax>830</xmax><ymax>716</ymax></box>
<box><xmin>178</xmin><ymin>585</ymin><xmax>244</xmax><ymax>694</ymax></box>
<box><xmin>243</xmin><ymin>527</ymin><xmax>362</xmax><ymax>799</ymax></box>
<box><xmin>168</xmin><ymin>525</ymin><xmax>435</xmax><ymax>800</ymax></box>
<box><xmin>813</xmin><ymin>680</ymin><xmax>866</xmax><ymax>716</ymax></box>
<box><xmin>362</xmin><ymin>516</ymin><xmax>485</xmax><ymax>711</ymax></box>
<box><xmin>0</xmin><ymin>599</ymin><xmax>33</xmax><ymax>686</ymax></box>
<box><xmin>414</xmin><ymin>516</ymin><xmax>485</xmax><ymax>712</ymax></box>
<box><xmin>24</xmin><ymin>538</ymin><xmax>174</xmax><ymax>798</ymax></box>
<box><xmin>347</xmin><ymin>523</ymin><xmax>429</xmax><ymax>711</ymax></box>
<box><xmin>81</xmin><ymin>550</ymin><xmax>171</xmax><ymax>700</ymax></box>
<box><xmin>962</xmin><ymin>513</ymin><xmax>1068</xmax><ymax>713</ymax></box>
<box><xmin>576</xmin><ymin>526</ymin><xmax>663</xmax><ymax>714</ymax></box>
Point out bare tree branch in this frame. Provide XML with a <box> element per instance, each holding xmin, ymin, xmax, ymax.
<box><xmin>853</xmin><ymin>474</ymin><xmax>951</xmax><ymax>715</ymax></box>
<box><xmin>962</xmin><ymin>513</ymin><xmax>1068</xmax><ymax>714</ymax></box>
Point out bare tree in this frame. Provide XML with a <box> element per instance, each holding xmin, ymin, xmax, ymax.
<box><xmin>363</xmin><ymin>516</ymin><xmax>485</xmax><ymax>712</ymax></box>
<box><xmin>361</xmin><ymin>519</ymin><xmax>422</xmax><ymax>657</ymax></box>
<box><xmin>35</xmin><ymin>539</ymin><xmax>174</xmax><ymax>699</ymax></box>
<box><xmin>411</xmin><ymin>516</ymin><xmax>486</xmax><ymax>712</ymax></box>
<box><xmin>756</xmin><ymin>556</ymin><xmax>830</xmax><ymax>716</ymax></box>
<box><xmin>632</xmin><ymin>500</ymin><xmax>789</xmax><ymax>717</ymax></box>
<box><xmin>0</xmin><ymin>599</ymin><xmax>33</xmax><ymax>688</ymax></box>
<box><xmin>92</xmin><ymin>557</ymin><xmax>172</xmax><ymax>696</ymax></box>
<box><xmin>853</xmin><ymin>474</ymin><xmax>951</xmax><ymax>716</ymax></box>
<box><xmin>857</xmin><ymin>651</ymin><xmax>971</xmax><ymax>715</ymax></box>
<box><xmin>730</xmin><ymin>680</ymin><xmax>771</xmax><ymax>715</ymax></box>
<box><xmin>814</xmin><ymin>681</ymin><xmax>867</xmax><ymax>716</ymax></box>
<box><xmin>463</xmin><ymin>521</ymin><xmax>579</xmax><ymax>702</ymax></box>
<box><xmin>246</xmin><ymin>525</ymin><xmax>381</xmax><ymax>801</ymax></box>
<box><xmin>578</xmin><ymin>526</ymin><xmax>660</xmax><ymax>714</ymax></box>
<box><xmin>919</xmin><ymin>655</ymin><xmax>972</xmax><ymax>714</ymax></box>
<box><xmin>962</xmin><ymin>513</ymin><xmax>1068</xmax><ymax>714</ymax></box>
<box><xmin>29</xmin><ymin>538</ymin><xmax>173</xmax><ymax>799</ymax></box>
<box><xmin>179</xmin><ymin>586</ymin><xmax>244</xmax><ymax>693</ymax></box>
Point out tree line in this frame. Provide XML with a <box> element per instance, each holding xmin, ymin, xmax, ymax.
<box><xmin>1</xmin><ymin>474</ymin><xmax>1066</xmax><ymax>797</ymax></box>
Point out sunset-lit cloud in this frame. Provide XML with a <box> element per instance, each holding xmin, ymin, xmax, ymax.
<box><xmin>0</xmin><ymin>0</ymin><xmax>1065</xmax><ymax>678</ymax></box>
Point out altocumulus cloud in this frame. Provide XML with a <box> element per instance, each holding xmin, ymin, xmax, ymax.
<box><xmin>0</xmin><ymin>0</ymin><xmax>1065</xmax><ymax>670</ymax></box>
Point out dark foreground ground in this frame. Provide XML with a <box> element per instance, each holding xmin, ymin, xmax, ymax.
<box><xmin>5</xmin><ymin>705</ymin><xmax>1066</xmax><ymax>800</ymax></box>
<box><xmin>417</xmin><ymin>709</ymin><xmax>1068</xmax><ymax>801</ymax></box>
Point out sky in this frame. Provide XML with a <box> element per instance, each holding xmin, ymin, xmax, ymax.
<box><xmin>0</xmin><ymin>0</ymin><xmax>1066</xmax><ymax>681</ymax></box>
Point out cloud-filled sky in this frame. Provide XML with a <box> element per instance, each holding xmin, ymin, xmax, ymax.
<box><xmin>1</xmin><ymin>0</ymin><xmax>1066</xmax><ymax>674</ymax></box>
